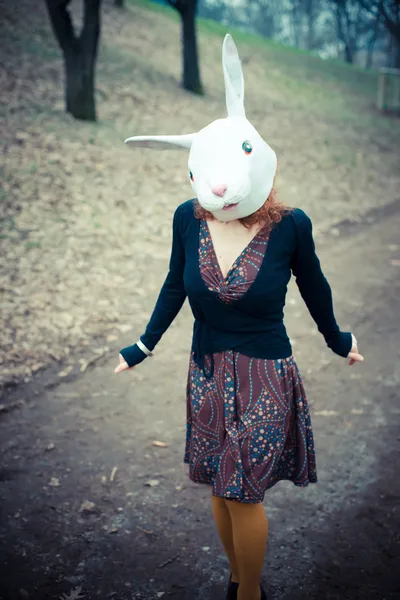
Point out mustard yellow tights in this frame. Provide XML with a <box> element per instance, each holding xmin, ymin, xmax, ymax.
<box><xmin>211</xmin><ymin>495</ymin><xmax>268</xmax><ymax>600</ymax></box>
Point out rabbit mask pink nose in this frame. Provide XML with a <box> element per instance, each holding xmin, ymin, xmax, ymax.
<box><xmin>211</xmin><ymin>184</ymin><xmax>228</xmax><ymax>197</ymax></box>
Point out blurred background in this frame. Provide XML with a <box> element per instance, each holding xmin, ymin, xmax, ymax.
<box><xmin>1</xmin><ymin>1</ymin><xmax>399</xmax><ymax>600</ymax></box>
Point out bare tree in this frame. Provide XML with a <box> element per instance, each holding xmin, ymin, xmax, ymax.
<box><xmin>304</xmin><ymin>0</ymin><xmax>318</xmax><ymax>50</ymax></box>
<box><xmin>45</xmin><ymin>0</ymin><xmax>101</xmax><ymax>121</ymax></box>
<box><xmin>167</xmin><ymin>0</ymin><xmax>203</xmax><ymax>94</ymax></box>
<box><xmin>358</xmin><ymin>0</ymin><xmax>400</xmax><ymax>67</ymax></box>
<box><xmin>245</xmin><ymin>0</ymin><xmax>282</xmax><ymax>39</ymax></box>
<box><xmin>365</xmin><ymin>14</ymin><xmax>382</xmax><ymax>68</ymax></box>
<box><xmin>328</xmin><ymin>0</ymin><xmax>368</xmax><ymax>63</ymax></box>
<box><xmin>288</xmin><ymin>0</ymin><xmax>303</xmax><ymax>47</ymax></box>
<box><xmin>198</xmin><ymin>0</ymin><xmax>227</xmax><ymax>22</ymax></box>
<box><xmin>287</xmin><ymin>0</ymin><xmax>323</xmax><ymax>51</ymax></box>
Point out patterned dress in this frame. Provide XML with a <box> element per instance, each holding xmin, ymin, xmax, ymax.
<box><xmin>184</xmin><ymin>220</ymin><xmax>318</xmax><ymax>503</ymax></box>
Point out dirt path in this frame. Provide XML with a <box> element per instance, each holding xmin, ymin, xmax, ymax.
<box><xmin>1</xmin><ymin>201</ymin><xmax>400</xmax><ymax>600</ymax></box>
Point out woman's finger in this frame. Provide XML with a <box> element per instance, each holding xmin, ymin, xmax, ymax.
<box><xmin>347</xmin><ymin>351</ymin><xmax>364</xmax><ymax>365</ymax></box>
<box><xmin>114</xmin><ymin>360</ymin><xmax>129</xmax><ymax>373</ymax></box>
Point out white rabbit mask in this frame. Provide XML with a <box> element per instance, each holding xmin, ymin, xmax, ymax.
<box><xmin>125</xmin><ymin>34</ymin><xmax>277</xmax><ymax>222</ymax></box>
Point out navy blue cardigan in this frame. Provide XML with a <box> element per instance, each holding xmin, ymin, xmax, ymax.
<box><xmin>120</xmin><ymin>199</ymin><xmax>352</xmax><ymax>376</ymax></box>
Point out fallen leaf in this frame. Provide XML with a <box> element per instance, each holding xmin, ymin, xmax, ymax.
<box><xmin>109</xmin><ymin>466</ymin><xmax>118</xmax><ymax>482</ymax></box>
<box><xmin>15</xmin><ymin>131</ymin><xmax>29</xmax><ymax>142</ymax></box>
<box><xmin>49</xmin><ymin>477</ymin><xmax>60</xmax><ymax>487</ymax></box>
<box><xmin>145</xmin><ymin>479</ymin><xmax>160</xmax><ymax>487</ymax></box>
<box><xmin>46</xmin><ymin>442</ymin><xmax>55</xmax><ymax>452</ymax></box>
<box><xmin>107</xmin><ymin>334</ymin><xmax>119</xmax><ymax>342</ymax></box>
<box><xmin>79</xmin><ymin>500</ymin><xmax>96</xmax><ymax>514</ymax></box>
<box><xmin>152</xmin><ymin>440</ymin><xmax>169</xmax><ymax>448</ymax></box>
<box><xmin>115</xmin><ymin>324</ymin><xmax>132</xmax><ymax>333</ymax></box>
<box><xmin>136</xmin><ymin>525</ymin><xmax>153</xmax><ymax>534</ymax></box>
<box><xmin>60</xmin><ymin>586</ymin><xmax>85</xmax><ymax>600</ymax></box>
<box><xmin>58</xmin><ymin>365</ymin><xmax>73</xmax><ymax>377</ymax></box>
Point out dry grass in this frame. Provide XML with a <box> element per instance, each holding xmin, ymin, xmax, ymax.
<box><xmin>1</xmin><ymin>0</ymin><xmax>399</xmax><ymax>389</ymax></box>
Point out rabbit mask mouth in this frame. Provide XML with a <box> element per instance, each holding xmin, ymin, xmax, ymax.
<box><xmin>221</xmin><ymin>202</ymin><xmax>240</xmax><ymax>213</ymax></box>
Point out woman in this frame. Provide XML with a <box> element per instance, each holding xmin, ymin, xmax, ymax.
<box><xmin>114</xmin><ymin>34</ymin><xmax>363</xmax><ymax>600</ymax></box>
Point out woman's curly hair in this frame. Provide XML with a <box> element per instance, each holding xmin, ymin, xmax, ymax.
<box><xmin>193</xmin><ymin>186</ymin><xmax>291</xmax><ymax>230</ymax></box>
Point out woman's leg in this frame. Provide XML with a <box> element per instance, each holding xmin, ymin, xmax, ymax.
<box><xmin>225</xmin><ymin>499</ymin><xmax>268</xmax><ymax>600</ymax></box>
<box><xmin>211</xmin><ymin>495</ymin><xmax>240</xmax><ymax>583</ymax></box>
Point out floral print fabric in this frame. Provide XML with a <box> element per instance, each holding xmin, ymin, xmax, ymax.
<box><xmin>184</xmin><ymin>220</ymin><xmax>317</xmax><ymax>503</ymax></box>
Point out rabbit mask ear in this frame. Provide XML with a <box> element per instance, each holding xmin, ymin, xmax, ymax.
<box><xmin>222</xmin><ymin>34</ymin><xmax>245</xmax><ymax>118</ymax></box>
<box><xmin>124</xmin><ymin>133</ymin><xmax>195</xmax><ymax>150</ymax></box>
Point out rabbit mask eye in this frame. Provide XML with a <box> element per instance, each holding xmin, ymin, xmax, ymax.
<box><xmin>189</xmin><ymin>170</ymin><xmax>194</xmax><ymax>182</ymax></box>
<box><xmin>242</xmin><ymin>141</ymin><xmax>253</xmax><ymax>155</ymax></box>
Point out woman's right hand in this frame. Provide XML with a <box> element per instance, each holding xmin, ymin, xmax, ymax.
<box><xmin>114</xmin><ymin>353</ymin><xmax>134</xmax><ymax>374</ymax></box>
<box><xmin>347</xmin><ymin>334</ymin><xmax>364</xmax><ymax>366</ymax></box>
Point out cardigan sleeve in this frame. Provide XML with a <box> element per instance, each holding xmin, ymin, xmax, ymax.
<box><xmin>290</xmin><ymin>209</ymin><xmax>352</xmax><ymax>358</ymax></box>
<box><xmin>119</xmin><ymin>205</ymin><xmax>187</xmax><ymax>368</ymax></box>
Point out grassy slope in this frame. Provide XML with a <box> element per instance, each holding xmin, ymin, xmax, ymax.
<box><xmin>1</xmin><ymin>0</ymin><xmax>399</xmax><ymax>387</ymax></box>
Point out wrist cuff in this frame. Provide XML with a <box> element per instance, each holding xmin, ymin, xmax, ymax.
<box><xmin>137</xmin><ymin>339</ymin><xmax>153</xmax><ymax>357</ymax></box>
<box><xmin>119</xmin><ymin>343</ymin><xmax>147</xmax><ymax>368</ymax></box>
<box><xmin>326</xmin><ymin>331</ymin><xmax>353</xmax><ymax>358</ymax></box>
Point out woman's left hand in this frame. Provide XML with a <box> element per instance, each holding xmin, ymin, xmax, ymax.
<box><xmin>347</xmin><ymin>334</ymin><xmax>364</xmax><ymax>366</ymax></box>
<box><xmin>114</xmin><ymin>353</ymin><xmax>133</xmax><ymax>373</ymax></box>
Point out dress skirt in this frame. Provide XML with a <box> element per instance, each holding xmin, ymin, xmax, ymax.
<box><xmin>183</xmin><ymin>219</ymin><xmax>317</xmax><ymax>503</ymax></box>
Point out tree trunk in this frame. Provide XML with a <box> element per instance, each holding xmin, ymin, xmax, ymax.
<box><xmin>333</xmin><ymin>1</ymin><xmax>358</xmax><ymax>64</ymax></box>
<box><xmin>344</xmin><ymin>41</ymin><xmax>354</xmax><ymax>63</ymax></box>
<box><xmin>290</xmin><ymin>2</ymin><xmax>301</xmax><ymax>48</ymax></box>
<box><xmin>168</xmin><ymin>0</ymin><xmax>203</xmax><ymax>95</ymax></box>
<box><xmin>305</xmin><ymin>0</ymin><xmax>315</xmax><ymax>51</ymax></box>
<box><xmin>366</xmin><ymin>39</ymin><xmax>376</xmax><ymax>69</ymax></box>
<box><xmin>307</xmin><ymin>18</ymin><xmax>314</xmax><ymax>51</ymax></box>
<box><xmin>64</xmin><ymin>46</ymin><xmax>96</xmax><ymax>120</ymax></box>
<box><xmin>45</xmin><ymin>0</ymin><xmax>101</xmax><ymax>121</ymax></box>
<box><xmin>181</xmin><ymin>3</ymin><xmax>203</xmax><ymax>94</ymax></box>
<box><xmin>395</xmin><ymin>39</ymin><xmax>400</xmax><ymax>68</ymax></box>
<box><xmin>365</xmin><ymin>17</ymin><xmax>380</xmax><ymax>69</ymax></box>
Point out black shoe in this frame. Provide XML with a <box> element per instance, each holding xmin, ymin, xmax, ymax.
<box><xmin>226</xmin><ymin>573</ymin><xmax>239</xmax><ymax>600</ymax></box>
<box><xmin>260</xmin><ymin>584</ymin><xmax>267</xmax><ymax>600</ymax></box>
<box><xmin>226</xmin><ymin>578</ymin><xmax>267</xmax><ymax>600</ymax></box>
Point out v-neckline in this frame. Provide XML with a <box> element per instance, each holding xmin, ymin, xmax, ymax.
<box><xmin>204</xmin><ymin>219</ymin><xmax>266</xmax><ymax>282</ymax></box>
